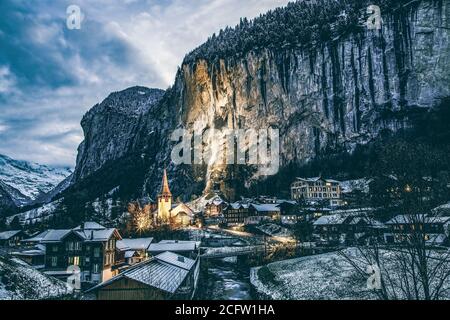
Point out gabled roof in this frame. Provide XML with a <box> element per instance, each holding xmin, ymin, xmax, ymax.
<box><xmin>73</xmin><ymin>222</ymin><xmax>106</xmax><ymax>231</ymax></box>
<box><xmin>124</xmin><ymin>251</ymin><xmax>138</xmax><ymax>259</ymax></box>
<box><xmin>207</xmin><ymin>194</ymin><xmax>228</xmax><ymax>206</ymax></box>
<box><xmin>250</xmin><ymin>204</ymin><xmax>281</xmax><ymax>213</ymax></box>
<box><xmin>87</xmin><ymin>252</ymin><xmax>196</xmax><ymax>295</ymax></box>
<box><xmin>313</xmin><ymin>214</ymin><xmax>349</xmax><ymax>226</ymax></box>
<box><xmin>37</xmin><ymin>222</ymin><xmax>120</xmax><ymax>244</ymax></box>
<box><xmin>277</xmin><ymin>200</ymin><xmax>297</xmax><ymax>206</ymax></box>
<box><xmin>40</xmin><ymin>230</ymin><xmax>72</xmax><ymax>243</ymax></box>
<box><xmin>74</xmin><ymin>228</ymin><xmax>121</xmax><ymax>242</ymax></box>
<box><xmin>385</xmin><ymin>214</ymin><xmax>428</xmax><ymax>225</ymax></box>
<box><xmin>155</xmin><ymin>251</ymin><xmax>195</xmax><ymax>270</ymax></box>
<box><xmin>0</xmin><ymin>230</ymin><xmax>22</xmax><ymax>240</ymax></box>
<box><xmin>158</xmin><ymin>240</ymin><xmax>201</xmax><ymax>247</ymax></box>
<box><xmin>229</xmin><ymin>203</ymin><xmax>244</xmax><ymax>210</ymax></box>
<box><xmin>148</xmin><ymin>241</ymin><xmax>198</xmax><ymax>253</ymax></box>
<box><xmin>170</xmin><ymin>203</ymin><xmax>194</xmax><ymax>216</ymax></box>
<box><xmin>118</xmin><ymin>238</ymin><xmax>154</xmax><ymax>251</ymax></box>
<box><xmin>23</xmin><ymin>230</ymin><xmax>51</xmax><ymax>243</ymax></box>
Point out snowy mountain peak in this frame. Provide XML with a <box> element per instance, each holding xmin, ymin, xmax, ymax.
<box><xmin>0</xmin><ymin>154</ymin><xmax>73</xmax><ymax>207</ymax></box>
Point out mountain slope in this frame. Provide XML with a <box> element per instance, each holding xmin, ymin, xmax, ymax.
<box><xmin>73</xmin><ymin>86</ymin><xmax>165</xmax><ymax>182</ymax></box>
<box><xmin>0</xmin><ymin>181</ymin><xmax>17</xmax><ymax>214</ymax></box>
<box><xmin>0</xmin><ymin>154</ymin><xmax>72</xmax><ymax>207</ymax></box>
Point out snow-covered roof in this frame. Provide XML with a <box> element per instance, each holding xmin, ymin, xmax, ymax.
<box><xmin>295</xmin><ymin>177</ymin><xmax>341</xmax><ymax>184</ymax></box>
<box><xmin>22</xmin><ymin>222</ymin><xmax>119</xmax><ymax>244</ymax></box>
<box><xmin>118</xmin><ymin>238</ymin><xmax>153</xmax><ymax>251</ymax></box>
<box><xmin>314</xmin><ymin>214</ymin><xmax>348</xmax><ymax>226</ymax></box>
<box><xmin>73</xmin><ymin>222</ymin><xmax>106</xmax><ymax>230</ymax></box>
<box><xmin>207</xmin><ymin>195</ymin><xmax>228</xmax><ymax>206</ymax></box>
<box><xmin>426</xmin><ymin>234</ymin><xmax>447</xmax><ymax>245</ymax></box>
<box><xmin>433</xmin><ymin>201</ymin><xmax>450</xmax><ymax>212</ymax></box>
<box><xmin>250</xmin><ymin>204</ymin><xmax>281</xmax><ymax>213</ymax></box>
<box><xmin>23</xmin><ymin>230</ymin><xmax>51</xmax><ymax>243</ymax></box>
<box><xmin>277</xmin><ymin>200</ymin><xmax>297</xmax><ymax>205</ymax></box>
<box><xmin>74</xmin><ymin>228</ymin><xmax>120</xmax><ymax>242</ymax></box>
<box><xmin>88</xmin><ymin>252</ymin><xmax>196</xmax><ymax>295</ymax></box>
<box><xmin>148</xmin><ymin>241</ymin><xmax>198</xmax><ymax>253</ymax></box>
<box><xmin>124</xmin><ymin>251</ymin><xmax>137</xmax><ymax>259</ymax></box>
<box><xmin>158</xmin><ymin>240</ymin><xmax>201</xmax><ymax>247</ymax></box>
<box><xmin>386</xmin><ymin>214</ymin><xmax>435</xmax><ymax>225</ymax></box>
<box><xmin>116</xmin><ymin>240</ymin><xmax>129</xmax><ymax>251</ymax></box>
<box><xmin>40</xmin><ymin>230</ymin><xmax>72</xmax><ymax>243</ymax></box>
<box><xmin>170</xmin><ymin>203</ymin><xmax>194</xmax><ymax>216</ymax></box>
<box><xmin>155</xmin><ymin>251</ymin><xmax>196</xmax><ymax>270</ymax></box>
<box><xmin>426</xmin><ymin>216</ymin><xmax>450</xmax><ymax>224</ymax></box>
<box><xmin>228</xmin><ymin>202</ymin><xmax>250</xmax><ymax>210</ymax></box>
<box><xmin>0</xmin><ymin>230</ymin><xmax>21</xmax><ymax>240</ymax></box>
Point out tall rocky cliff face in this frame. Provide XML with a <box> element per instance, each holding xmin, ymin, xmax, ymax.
<box><xmin>73</xmin><ymin>86</ymin><xmax>165</xmax><ymax>182</ymax></box>
<box><xmin>167</xmin><ymin>0</ymin><xmax>450</xmax><ymax>199</ymax></box>
<box><xmin>69</xmin><ymin>0</ymin><xmax>450</xmax><ymax>203</ymax></box>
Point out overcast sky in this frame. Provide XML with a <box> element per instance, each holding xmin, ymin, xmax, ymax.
<box><xmin>0</xmin><ymin>0</ymin><xmax>289</xmax><ymax>168</ymax></box>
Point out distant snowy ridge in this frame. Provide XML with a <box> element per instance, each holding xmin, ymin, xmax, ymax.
<box><xmin>0</xmin><ymin>154</ymin><xmax>72</xmax><ymax>206</ymax></box>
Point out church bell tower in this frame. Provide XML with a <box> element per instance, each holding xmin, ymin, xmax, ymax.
<box><xmin>157</xmin><ymin>169</ymin><xmax>172</xmax><ymax>222</ymax></box>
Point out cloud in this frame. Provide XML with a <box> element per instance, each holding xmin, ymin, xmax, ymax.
<box><xmin>0</xmin><ymin>0</ymin><xmax>290</xmax><ymax>167</ymax></box>
<box><xmin>0</xmin><ymin>66</ymin><xmax>16</xmax><ymax>94</ymax></box>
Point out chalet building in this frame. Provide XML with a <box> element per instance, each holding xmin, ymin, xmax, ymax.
<box><xmin>384</xmin><ymin>215</ymin><xmax>450</xmax><ymax>246</ymax></box>
<box><xmin>223</xmin><ymin>203</ymin><xmax>250</xmax><ymax>226</ymax></box>
<box><xmin>40</xmin><ymin>222</ymin><xmax>122</xmax><ymax>285</ymax></box>
<box><xmin>0</xmin><ymin>230</ymin><xmax>24</xmax><ymax>247</ymax></box>
<box><xmin>223</xmin><ymin>202</ymin><xmax>285</xmax><ymax>226</ymax></box>
<box><xmin>86</xmin><ymin>251</ymin><xmax>200</xmax><ymax>300</ymax></box>
<box><xmin>246</xmin><ymin>204</ymin><xmax>281</xmax><ymax>225</ymax></box>
<box><xmin>153</xmin><ymin>170</ymin><xmax>195</xmax><ymax>226</ymax></box>
<box><xmin>148</xmin><ymin>240</ymin><xmax>200</xmax><ymax>260</ymax></box>
<box><xmin>291</xmin><ymin>177</ymin><xmax>344</xmax><ymax>207</ymax></box>
<box><xmin>12</xmin><ymin>245</ymin><xmax>46</xmax><ymax>268</ymax></box>
<box><xmin>313</xmin><ymin>214</ymin><xmax>385</xmax><ymax>246</ymax></box>
<box><xmin>116</xmin><ymin>237</ymin><xmax>153</xmax><ymax>267</ymax></box>
<box><xmin>313</xmin><ymin>214</ymin><xmax>351</xmax><ymax>245</ymax></box>
<box><xmin>205</xmin><ymin>194</ymin><xmax>229</xmax><ymax>217</ymax></box>
<box><xmin>277</xmin><ymin>201</ymin><xmax>304</xmax><ymax>225</ymax></box>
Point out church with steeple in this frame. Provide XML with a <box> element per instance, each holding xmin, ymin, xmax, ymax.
<box><xmin>154</xmin><ymin>169</ymin><xmax>195</xmax><ymax>226</ymax></box>
<box><xmin>157</xmin><ymin>169</ymin><xmax>173</xmax><ymax>222</ymax></box>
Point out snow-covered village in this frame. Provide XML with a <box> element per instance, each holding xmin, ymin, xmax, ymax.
<box><xmin>1</xmin><ymin>0</ymin><xmax>450</xmax><ymax>305</ymax></box>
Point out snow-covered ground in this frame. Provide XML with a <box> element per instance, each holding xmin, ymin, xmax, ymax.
<box><xmin>0</xmin><ymin>255</ymin><xmax>71</xmax><ymax>300</ymax></box>
<box><xmin>251</xmin><ymin>249</ymin><xmax>450</xmax><ymax>300</ymax></box>
<box><xmin>257</xmin><ymin>224</ymin><xmax>293</xmax><ymax>239</ymax></box>
<box><xmin>251</xmin><ymin>249</ymin><xmax>373</xmax><ymax>300</ymax></box>
<box><xmin>0</xmin><ymin>154</ymin><xmax>72</xmax><ymax>205</ymax></box>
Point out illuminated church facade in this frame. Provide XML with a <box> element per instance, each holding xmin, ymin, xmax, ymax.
<box><xmin>154</xmin><ymin>169</ymin><xmax>194</xmax><ymax>226</ymax></box>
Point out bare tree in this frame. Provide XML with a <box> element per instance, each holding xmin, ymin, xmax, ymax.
<box><xmin>339</xmin><ymin>140</ymin><xmax>450</xmax><ymax>300</ymax></box>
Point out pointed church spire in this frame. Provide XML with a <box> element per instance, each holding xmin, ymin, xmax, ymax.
<box><xmin>160</xmin><ymin>169</ymin><xmax>172</xmax><ymax>196</ymax></box>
